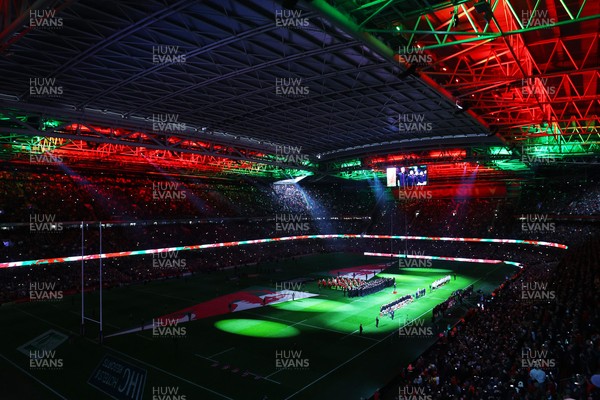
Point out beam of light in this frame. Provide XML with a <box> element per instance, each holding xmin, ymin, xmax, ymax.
<box><xmin>363</xmin><ymin>252</ymin><xmax>523</xmax><ymax>268</ymax></box>
<box><xmin>0</xmin><ymin>234</ymin><xmax>567</xmax><ymax>269</ymax></box>
<box><xmin>144</xmin><ymin>156</ymin><xmax>209</xmax><ymax>214</ymax></box>
<box><xmin>291</xmin><ymin>183</ymin><xmax>335</xmax><ymax>235</ymax></box>
<box><xmin>54</xmin><ymin>162</ymin><xmax>124</xmax><ymax>216</ymax></box>
<box><xmin>367</xmin><ymin>172</ymin><xmax>389</xmax><ymax>234</ymax></box>
<box><xmin>371</xmin><ymin>171</ymin><xmax>387</xmax><ymax>199</ymax></box>
<box><xmin>455</xmin><ymin>162</ymin><xmax>478</xmax><ymax>200</ymax></box>
<box><xmin>273</xmin><ymin>175</ymin><xmax>309</xmax><ymax>185</ymax></box>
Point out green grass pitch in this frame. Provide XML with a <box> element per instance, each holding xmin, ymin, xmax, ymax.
<box><xmin>0</xmin><ymin>253</ymin><xmax>516</xmax><ymax>400</ymax></box>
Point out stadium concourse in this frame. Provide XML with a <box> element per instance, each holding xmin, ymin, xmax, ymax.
<box><xmin>0</xmin><ymin>1</ymin><xmax>599</xmax><ymax>400</ymax></box>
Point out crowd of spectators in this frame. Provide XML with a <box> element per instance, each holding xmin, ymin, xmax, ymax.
<box><xmin>370</xmin><ymin>179</ymin><xmax>599</xmax><ymax>246</ymax></box>
<box><xmin>1</xmin><ymin>166</ymin><xmax>598</xmax><ymax>308</ymax></box>
<box><xmin>431</xmin><ymin>284</ymin><xmax>474</xmax><ymax>321</ymax></box>
<box><xmin>520</xmin><ymin>178</ymin><xmax>600</xmax><ymax>216</ymax></box>
<box><xmin>0</xmin><ymin>168</ymin><xmax>375</xmax><ymax>223</ymax></box>
<box><xmin>378</xmin><ymin>238</ymin><xmax>600</xmax><ymax>400</ymax></box>
<box><xmin>1</xmin><ymin>166</ymin><xmax>599</xmax><ymax>400</ymax></box>
<box><xmin>0</xmin><ymin>238</ymin><xmax>331</xmax><ymax>304</ymax></box>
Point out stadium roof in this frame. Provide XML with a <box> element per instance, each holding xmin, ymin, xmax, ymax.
<box><xmin>0</xmin><ymin>0</ymin><xmax>598</xmax><ymax>174</ymax></box>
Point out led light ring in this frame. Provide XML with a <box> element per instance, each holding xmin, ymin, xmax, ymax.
<box><xmin>364</xmin><ymin>252</ymin><xmax>523</xmax><ymax>268</ymax></box>
<box><xmin>0</xmin><ymin>234</ymin><xmax>567</xmax><ymax>269</ymax></box>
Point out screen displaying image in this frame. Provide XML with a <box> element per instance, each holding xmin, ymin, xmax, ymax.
<box><xmin>386</xmin><ymin>165</ymin><xmax>428</xmax><ymax>187</ymax></box>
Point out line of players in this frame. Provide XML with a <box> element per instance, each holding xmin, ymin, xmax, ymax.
<box><xmin>379</xmin><ymin>274</ymin><xmax>454</xmax><ymax>319</ymax></box>
<box><xmin>380</xmin><ymin>294</ymin><xmax>413</xmax><ymax>317</ymax></box>
<box><xmin>431</xmin><ymin>275</ymin><xmax>451</xmax><ymax>290</ymax></box>
<box><xmin>379</xmin><ymin>287</ymin><xmax>427</xmax><ymax>317</ymax></box>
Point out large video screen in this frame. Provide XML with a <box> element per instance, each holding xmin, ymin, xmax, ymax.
<box><xmin>386</xmin><ymin>165</ymin><xmax>428</xmax><ymax>187</ymax></box>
